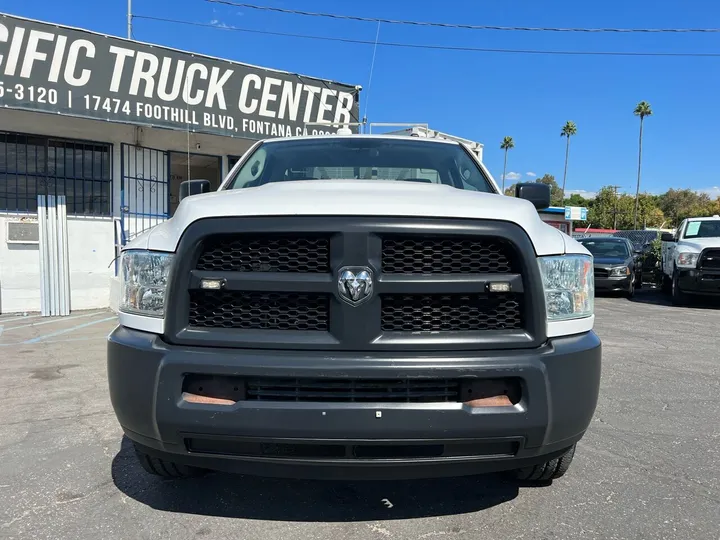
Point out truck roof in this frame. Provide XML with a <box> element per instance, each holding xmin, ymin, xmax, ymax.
<box><xmin>261</xmin><ymin>134</ymin><xmax>459</xmax><ymax>146</ymax></box>
<box><xmin>686</xmin><ymin>215</ymin><xmax>720</xmax><ymax>221</ymax></box>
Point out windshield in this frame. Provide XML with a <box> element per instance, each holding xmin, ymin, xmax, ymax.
<box><xmin>226</xmin><ymin>138</ymin><xmax>494</xmax><ymax>192</ymax></box>
<box><xmin>580</xmin><ymin>239</ymin><xmax>630</xmax><ymax>258</ymax></box>
<box><xmin>683</xmin><ymin>220</ymin><xmax>720</xmax><ymax>239</ymax></box>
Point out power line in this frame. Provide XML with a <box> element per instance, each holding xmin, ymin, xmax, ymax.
<box><xmin>206</xmin><ymin>0</ymin><xmax>720</xmax><ymax>34</ymax></box>
<box><xmin>363</xmin><ymin>22</ymin><xmax>381</xmax><ymax>122</ymax></box>
<box><xmin>133</xmin><ymin>16</ymin><xmax>720</xmax><ymax>57</ymax></box>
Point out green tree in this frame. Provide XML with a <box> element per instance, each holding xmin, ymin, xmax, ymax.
<box><xmin>499</xmin><ymin>136</ymin><xmax>515</xmax><ymax>191</ymax></box>
<box><xmin>633</xmin><ymin>101</ymin><xmax>653</xmax><ymax>229</ymax></box>
<box><xmin>566</xmin><ymin>193</ymin><xmax>591</xmax><ymax>208</ymax></box>
<box><xmin>657</xmin><ymin>189</ymin><xmax>716</xmax><ymax>226</ymax></box>
<box><xmin>588</xmin><ymin>186</ymin><xmax>664</xmax><ymax>229</ymax></box>
<box><xmin>560</xmin><ymin>121</ymin><xmax>577</xmax><ymax>202</ymax></box>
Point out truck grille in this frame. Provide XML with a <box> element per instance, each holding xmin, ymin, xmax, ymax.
<box><xmin>168</xmin><ymin>217</ymin><xmax>545</xmax><ymax>351</ymax></box>
<box><xmin>381</xmin><ymin>294</ymin><xmax>522</xmax><ymax>332</ymax></box>
<box><xmin>700</xmin><ymin>249</ymin><xmax>720</xmax><ymax>271</ymax></box>
<box><xmin>196</xmin><ymin>234</ymin><xmax>330</xmax><ymax>273</ymax></box>
<box><xmin>189</xmin><ymin>291</ymin><xmax>330</xmax><ymax>331</ymax></box>
<box><xmin>382</xmin><ymin>237</ymin><xmax>514</xmax><ymax>274</ymax></box>
<box><xmin>246</xmin><ymin>377</ymin><xmax>461</xmax><ymax>403</ymax></box>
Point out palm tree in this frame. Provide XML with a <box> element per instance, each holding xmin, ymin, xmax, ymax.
<box><xmin>500</xmin><ymin>136</ymin><xmax>514</xmax><ymax>191</ymax></box>
<box><xmin>560</xmin><ymin>121</ymin><xmax>577</xmax><ymax>203</ymax></box>
<box><xmin>633</xmin><ymin>101</ymin><xmax>653</xmax><ymax>229</ymax></box>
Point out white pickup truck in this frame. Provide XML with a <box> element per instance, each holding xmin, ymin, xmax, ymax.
<box><xmin>661</xmin><ymin>216</ymin><xmax>720</xmax><ymax>305</ymax></box>
<box><xmin>108</xmin><ymin>134</ymin><xmax>601</xmax><ymax>485</ymax></box>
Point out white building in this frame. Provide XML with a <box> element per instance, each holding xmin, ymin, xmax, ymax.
<box><xmin>0</xmin><ymin>13</ymin><xmax>359</xmax><ymax>314</ymax></box>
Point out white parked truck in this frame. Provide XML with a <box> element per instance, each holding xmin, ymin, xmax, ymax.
<box><xmin>108</xmin><ymin>134</ymin><xmax>600</xmax><ymax>484</ymax></box>
<box><xmin>661</xmin><ymin>215</ymin><xmax>720</xmax><ymax>305</ymax></box>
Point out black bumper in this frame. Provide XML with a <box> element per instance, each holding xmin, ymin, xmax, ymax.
<box><xmin>594</xmin><ymin>276</ymin><xmax>632</xmax><ymax>293</ymax></box>
<box><xmin>677</xmin><ymin>269</ymin><xmax>720</xmax><ymax>296</ymax></box>
<box><xmin>108</xmin><ymin>327</ymin><xmax>602</xmax><ymax>480</ymax></box>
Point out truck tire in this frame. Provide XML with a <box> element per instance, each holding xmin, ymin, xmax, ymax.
<box><xmin>671</xmin><ymin>270</ymin><xmax>690</xmax><ymax>306</ymax></box>
<box><xmin>513</xmin><ymin>444</ymin><xmax>576</xmax><ymax>483</ymax></box>
<box><xmin>661</xmin><ymin>274</ymin><xmax>672</xmax><ymax>294</ymax></box>
<box><xmin>134</xmin><ymin>446</ymin><xmax>205</xmax><ymax>478</ymax></box>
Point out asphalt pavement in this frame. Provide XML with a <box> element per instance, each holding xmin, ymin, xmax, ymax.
<box><xmin>0</xmin><ymin>292</ymin><xmax>718</xmax><ymax>540</ymax></box>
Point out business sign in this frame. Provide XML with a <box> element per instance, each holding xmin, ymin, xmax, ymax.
<box><xmin>564</xmin><ymin>206</ymin><xmax>588</xmax><ymax>221</ymax></box>
<box><xmin>0</xmin><ymin>13</ymin><xmax>360</xmax><ymax>139</ymax></box>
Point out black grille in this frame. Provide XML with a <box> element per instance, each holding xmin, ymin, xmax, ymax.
<box><xmin>700</xmin><ymin>249</ymin><xmax>720</xmax><ymax>270</ymax></box>
<box><xmin>382</xmin><ymin>237</ymin><xmax>514</xmax><ymax>274</ymax></box>
<box><xmin>594</xmin><ymin>267</ymin><xmax>610</xmax><ymax>278</ymax></box>
<box><xmin>189</xmin><ymin>291</ymin><xmax>329</xmax><ymax>330</ymax></box>
<box><xmin>170</xmin><ymin>217</ymin><xmax>543</xmax><ymax>351</ymax></box>
<box><xmin>381</xmin><ymin>294</ymin><xmax>522</xmax><ymax>332</ymax></box>
<box><xmin>246</xmin><ymin>377</ymin><xmax>461</xmax><ymax>403</ymax></box>
<box><xmin>196</xmin><ymin>234</ymin><xmax>330</xmax><ymax>273</ymax></box>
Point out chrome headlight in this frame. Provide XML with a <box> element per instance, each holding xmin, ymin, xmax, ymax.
<box><xmin>609</xmin><ymin>266</ymin><xmax>631</xmax><ymax>277</ymax></box>
<box><xmin>119</xmin><ymin>250</ymin><xmax>174</xmax><ymax>317</ymax></box>
<box><xmin>676</xmin><ymin>252</ymin><xmax>699</xmax><ymax>268</ymax></box>
<box><xmin>538</xmin><ymin>255</ymin><xmax>594</xmax><ymax>321</ymax></box>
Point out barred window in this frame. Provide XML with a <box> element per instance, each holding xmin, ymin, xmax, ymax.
<box><xmin>0</xmin><ymin>133</ymin><xmax>112</xmax><ymax>216</ymax></box>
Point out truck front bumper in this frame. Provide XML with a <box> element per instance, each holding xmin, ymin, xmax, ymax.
<box><xmin>677</xmin><ymin>269</ymin><xmax>720</xmax><ymax>296</ymax></box>
<box><xmin>108</xmin><ymin>327</ymin><xmax>602</xmax><ymax>480</ymax></box>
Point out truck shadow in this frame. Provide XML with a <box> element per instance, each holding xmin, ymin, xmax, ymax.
<box><xmin>111</xmin><ymin>436</ymin><xmax>523</xmax><ymax>521</ymax></box>
<box><xmin>628</xmin><ymin>288</ymin><xmax>719</xmax><ymax>309</ymax></box>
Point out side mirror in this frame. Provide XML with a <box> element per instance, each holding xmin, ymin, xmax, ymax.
<box><xmin>515</xmin><ymin>182</ymin><xmax>551</xmax><ymax>210</ymax></box>
<box><xmin>661</xmin><ymin>232</ymin><xmax>675</xmax><ymax>242</ymax></box>
<box><xmin>179</xmin><ymin>179</ymin><xmax>212</xmax><ymax>201</ymax></box>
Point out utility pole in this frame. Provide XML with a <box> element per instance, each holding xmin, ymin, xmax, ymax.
<box><xmin>127</xmin><ymin>0</ymin><xmax>133</xmax><ymax>39</ymax></box>
<box><xmin>609</xmin><ymin>185</ymin><xmax>622</xmax><ymax>230</ymax></box>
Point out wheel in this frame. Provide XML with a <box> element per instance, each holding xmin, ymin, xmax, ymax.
<box><xmin>661</xmin><ymin>274</ymin><xmax>672</xmax><ymax>294</ymax></box>
<box><xmin>625</xmin><ymin>276</ymin><xmax>635</xmax><ymax>299</ymax></box>
<box><xmin>134</xmin><ymin>445</ymin><xmax>205</xmax><ymax>478</ymax></box>
<box><xmin>671</xmin><ymin>270</ymin><xmax>690</xmax><ymax>306</ymax></box>
<box><xmin>513</xmin><ymin>444</ymin><xmax>576</xmax><ymax>483</ymax></box>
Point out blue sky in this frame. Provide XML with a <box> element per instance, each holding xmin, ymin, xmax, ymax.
<box><xmin>2</xmin><ymin>0</ymin><xmax>719</xmax><ymax>198</ymax></box>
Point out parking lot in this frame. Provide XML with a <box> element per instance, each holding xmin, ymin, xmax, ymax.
<box><xmin>0</xmin><ymin>292</ymin><xmax>718</xmax><ymax>540</ymax></box>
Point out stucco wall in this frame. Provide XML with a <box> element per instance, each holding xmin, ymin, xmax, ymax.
<box><xmin>0</xmin><ymin>216</ymin><xmax>114</xmax><ymax>313</ymax></box>
<box><xmin>0</xmin><ymin>108</ymin><xmax>254</xmax><ymax>314</ymax></box>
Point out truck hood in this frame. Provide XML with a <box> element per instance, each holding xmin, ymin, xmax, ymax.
<box><xmin>127</xmin><ymin>180</ymin><xmax>569</xmax><ymax>256</ymax></box>
<box><xmin>677</xmin><ymin>238</ymin><xmax>720</xmax><ymax>251</ymax></box>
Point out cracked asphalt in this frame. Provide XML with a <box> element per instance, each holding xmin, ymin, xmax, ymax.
<box><xmin>0</xmin><ymin>292</ymin><xmax>719</xmax><ymax>540</ymax></box>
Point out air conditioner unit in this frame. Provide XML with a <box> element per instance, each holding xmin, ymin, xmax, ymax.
<box><xmin>6</xmin><ymin>220</ymin><xmax>40</xmax><ymax>245</ymax></box>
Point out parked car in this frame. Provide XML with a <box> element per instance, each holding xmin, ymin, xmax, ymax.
<box><xmin>612</xmin><ymin>230</ymin><xmax>662</xmax><ymax>285</ymax></box>
<box><xmin>578</xmin><ymin>237</ymin><xmax>641</xmax><ymax>298</ymax></box>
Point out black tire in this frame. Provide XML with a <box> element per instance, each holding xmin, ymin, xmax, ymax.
<box><xmin>134</xmin><ymin>445</ymin><xmax>205</xmax><ymax>478</ymax></box>
<box><xmin>671</xmin><ymin>270</ymin><xmax>690</xmax><ymax>306</ymax></box>
<box><xmin>513</xmin><ymin>444</ymin><xmax>576</xmax><ymax>483</ymax></box>
<box><xmin>625</xmin><ymin>276</ymin><xmax>635</xmax><ymax>299</ymax></box>
<box><xmin>661</xmin><ymin>274</ymin><xmax>672</xmax><ymax>294</ymax></box>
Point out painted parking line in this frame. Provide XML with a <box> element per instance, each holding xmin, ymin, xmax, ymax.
<box><xmin>0</xmin><ymin>314</ymin><xmax>44</xmax><ymax>324</ymax></box>
<box><xmin>21</xmin><ymin>316</ymin><xmax>117</xmax><ymax>344</ymax></box>
<box><xmin>2</xmin><ymin>311</ymin><xmax>109</xmax><ymax>332</ymax></box>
